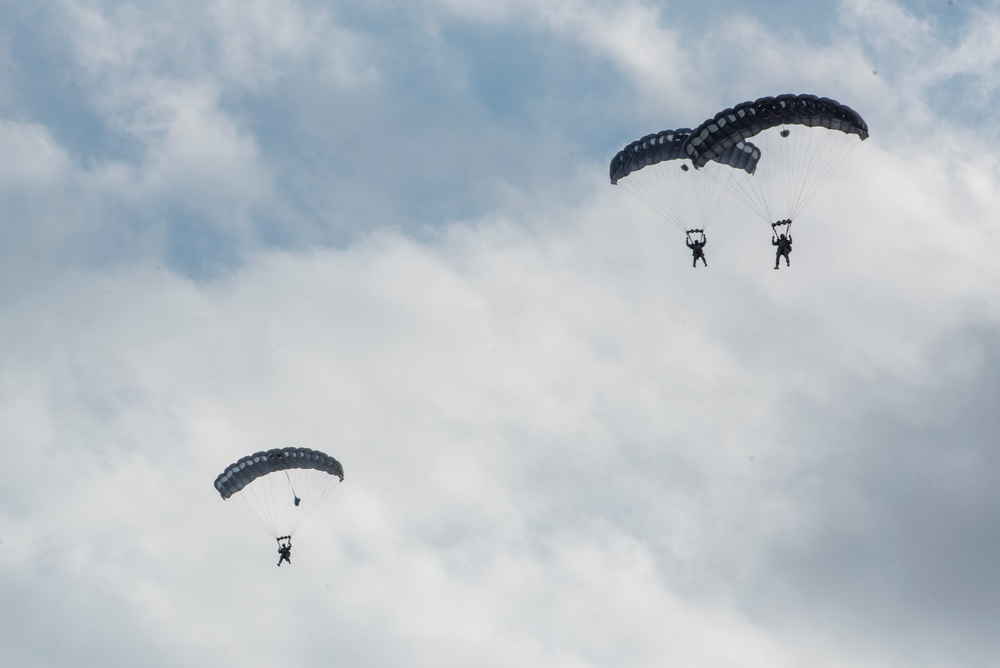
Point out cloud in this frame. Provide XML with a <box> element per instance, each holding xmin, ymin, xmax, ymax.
<box><xmin>0</xmin><ymin>120</ymin><xmax>72</xmax><ymax>185</ymax></box>
<box><xmin>3</xmin><ymin>1</ymin><xmax>1000</xmax><ymax>666</ymax></box>
<box><xmin>756</xmin><ymin>322</ymin><xmax>1000</xmax><ymax>667</ymax></box>
<box><xmin>3</xmin><ymin>129</ymin><xmax>999</xmax><ymax>661</ymax></box>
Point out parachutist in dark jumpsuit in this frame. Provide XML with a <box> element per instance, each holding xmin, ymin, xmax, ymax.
<box><xmin>277</xmin><ymin>536</ymin><xmax>292</xmax><ymax>567</ymax></box>
<box><xmin>686</xmin><ymin>229</ymin><xmax>707</xmax><ymax>268</ymax></box>
<box><xmin>773</xmin><ymin>232</ymin><xmax>792</xmax><ymax>269</ymax></box>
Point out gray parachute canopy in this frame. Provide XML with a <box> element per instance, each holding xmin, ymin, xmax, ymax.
<box><xmin>680</xmin><ymin>93</ymin><xmax>869</xmax><ymax>224</ymax></box>
<box><xmin>608</xmin><ymin>127</ymin><xmax>759</xmax><ymax>233</ymax></box>
<box><xmin>610</xmin><ymin>128</ymin><xmax>760</xmax><ymax>185</ymax></box>
<box><xmin>214</xmin><ymin>447</ymin><xmax>344</xmax><ymax>538</ymax></box>
<box><xmin>214</xmin><ymin>447</ymin><xmax>344</xmax><ymax>499</ymax></box>
<box><xmin>683</xmin><ymin>93</ymin><xmax>868</xmax><ymax>169</ymax></box>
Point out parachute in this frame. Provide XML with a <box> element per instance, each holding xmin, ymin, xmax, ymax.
<box><xmin>214</xmin><ymin>447</ymin><xmax>344</xmax><ymax>540</ymax></box>
<box><xmin>610</xmin><ymin>128</ymin><xmax>760</xmax><ymax>233</ymax></box>
<box><xmin>684</xmin><ymin>94</ymin><xmax>869</xmax><ymax>226</ymax></box>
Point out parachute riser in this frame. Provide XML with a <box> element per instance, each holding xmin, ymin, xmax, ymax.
<box><xmin>771</xmin><ymin>219</ymin><xmax>792</xmax><ymax>237</ymax></box>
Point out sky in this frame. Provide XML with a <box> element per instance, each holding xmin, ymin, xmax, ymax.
<box><xmin>2</xmin><ymin>0</ymin><xmax>1000</xmax><ymax>666</ymax></box>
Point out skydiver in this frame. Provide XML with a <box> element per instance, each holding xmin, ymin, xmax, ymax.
<box><xmin>772</xmin><ymin>221</ymin><xmax>792</xmax><ymax>269</ymax></box>
<box><xmin>686</xmin><ymin>229</ymin><xmax>707</xmax><ymax>268</ymax></box>
<box><xmin>277</xmin><ymin>536</ymin><xmax>292</xmax><ymax>567</ymax></box>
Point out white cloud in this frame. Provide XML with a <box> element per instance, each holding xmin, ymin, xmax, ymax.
<box><xmin>918</xmin><ymin>7</ymin><xmax>1000</xmax><ymax>97</ymax></box>
<box><xmin>209</xmin><ymin>0</ymin><xmax>323</xmax><ymax>86</ymax></box>
<box><xmin>839</xmin><ymin>0</ymin><xmax>1000</xmax><ymax>122</ymax></box>
<box><xmin>0</xmin><ymin>120</ymin><xmax>72</xmax><ymax>185</ymax></box>
<box><xmin>427</xmin><ymin>0</ymin><xmax>707</xmax><ymax>117</ymax></box>
<box><xmin>4</xmin><ymin>1</ymin><xmax>1000</xmax><ymax>665</ymax></box>
<box><xmin>839</xmin><ymin>0</ymin><xmax>934</xmax><ymax>55</ymax></box>
<box><xmin>132</xmin><ymin>80</ymin><xmax>272</xmax><ymax>213</ymax></box>
<box><xmin>4</xmin><ymin>116</ymin><xmax>1000</xmax><ymax>658</ymax></box>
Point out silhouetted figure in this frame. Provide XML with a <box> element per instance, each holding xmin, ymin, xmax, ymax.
<box><xmin>277</xmin><ymin>536</ymin><xmax>292</xmax><ymax>567</ymax></box>
<box><xmin>772</xmin><ymin>220</ymin><xmax>792</xmax><ymax>270</ymax></box>
<box><xmin>686</xmin><ymin>229</ymin><xmax>707</xmax><ymax>268</ymax></box>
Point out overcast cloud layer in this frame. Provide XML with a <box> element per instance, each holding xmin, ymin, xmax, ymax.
<box><xmin>2</xmin><ymin>1</ymin><xmax>1000</xmax><ymax>666</ymax></box>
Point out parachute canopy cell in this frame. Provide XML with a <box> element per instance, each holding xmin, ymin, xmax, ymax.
<box><xmin>683</xmin><ymin>93</ymin><xmax>868</xmax><ymax>169</ymax></box>
<box><xmin>214</xmin><ymin>447</ymin><xmax>344</xmax><ymax>499</ymax></box>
